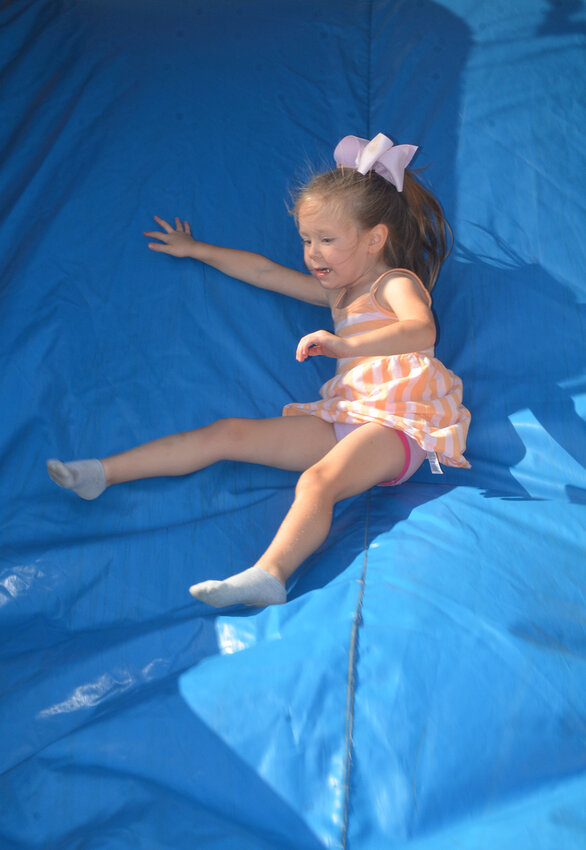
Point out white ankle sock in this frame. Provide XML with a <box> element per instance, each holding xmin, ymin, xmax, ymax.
<box><xmin>189</xmin><ymin>566</ymin><xmax>287</xmax><ymax>608</ymax></box>
<box><xmin>46</xmin><ymin>458</ymin><xmax>107</xmax><ymax>500</ymax></box>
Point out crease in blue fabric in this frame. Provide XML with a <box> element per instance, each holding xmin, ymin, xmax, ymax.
<box><xmin>341</xmin><ymin>491</ymin><xmax>369</xmax><ymax>850</ymax></box>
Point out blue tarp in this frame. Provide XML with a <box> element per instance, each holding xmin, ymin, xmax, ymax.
<box><xmin>1</xmin><ymin>1</ymin><xmax>585</xmax><ymax>847</ymax></box>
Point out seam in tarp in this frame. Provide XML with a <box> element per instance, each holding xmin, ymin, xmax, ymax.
<box><xmin>341</xmin><ymin>491</ymin><xmax>370</xmax><ymax>849</ymax></box>
<box><xmin>341</xmin><ymin>8</ymin><xmax>373</xmax><ymax>843</ymax></box>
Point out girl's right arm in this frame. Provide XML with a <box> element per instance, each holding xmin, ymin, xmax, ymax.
<box><xmin>144</xmin><ymin>216</ymin><xmax>328</xmax><ymax>307</ymax></box>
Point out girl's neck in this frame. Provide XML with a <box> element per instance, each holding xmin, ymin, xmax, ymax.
<box><xmin>343</xmin><ymin>261</ymin><xmax>393</xmax><ymax>298</ymax></box>
<box><xmin>334</xmin><ymin>264</ymin><xmax>394</xmax><ymax>309</ymax></box>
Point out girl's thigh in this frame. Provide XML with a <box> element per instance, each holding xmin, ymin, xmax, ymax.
<box><xmin>307</xmin><ymin>422</ymin><xmax>407</xmax><ymax>501</ymax></box>
<box><xmin>222</xmin><ymin>415</ymin><xmax>337</xmax><ymax>471</ymax></box>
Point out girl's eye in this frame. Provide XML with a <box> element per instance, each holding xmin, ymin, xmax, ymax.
<box><xmin>322</xmin><ymin>237</ymin><xmax>334</xmax><ymax>244</ymax></box>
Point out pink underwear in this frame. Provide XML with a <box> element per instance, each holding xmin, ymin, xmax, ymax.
<box><xmin>333</xmin><ymin>422</ymin><xmax>427</xmax><ymax>486</ymax></box>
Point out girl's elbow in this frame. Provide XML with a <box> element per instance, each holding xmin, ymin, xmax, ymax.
<box><xmin>420</xmin><ymin>320</ymin><xmax>436</xmax><ymax>349</ymax></box>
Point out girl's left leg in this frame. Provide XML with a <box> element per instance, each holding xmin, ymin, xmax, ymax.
<box><xmin>47</xmin><ymin>416</ymin><xmax>337</xmax><ymax>499</ymax></box>
<box><xmin>189</xmin><ymin>423</ymin><xmax>407</xmax><ymax>607</ymax></box>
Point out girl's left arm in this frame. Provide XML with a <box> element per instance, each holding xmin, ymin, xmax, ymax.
<box><xmin>296</xmin><ymin>275</ymin><xmax>436</xmax><ymax>361</ymax></box>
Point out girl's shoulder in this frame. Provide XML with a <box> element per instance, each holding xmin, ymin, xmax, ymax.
<box><xmin>371</xmin><ymin>268</ymin><xmax>432</xmax><ymax>315</ymax></box>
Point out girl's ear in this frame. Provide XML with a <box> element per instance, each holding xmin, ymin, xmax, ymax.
<box><xmin>367</xmin><ymin>223</ymin><xmax>389</xmax><ymax>253</ymax></box>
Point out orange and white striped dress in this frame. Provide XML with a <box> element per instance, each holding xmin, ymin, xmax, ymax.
<box><xmin>283</xmin><ymin>269</ymin><xmax>471</xmax><ymax>469</ymax></box>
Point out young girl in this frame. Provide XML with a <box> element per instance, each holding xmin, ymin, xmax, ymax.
<box><xmin>47</xmin><ymin>133</ymin><xmax>470</xmax><ymax>608</ymax></box>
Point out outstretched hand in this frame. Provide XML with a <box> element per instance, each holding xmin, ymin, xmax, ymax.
<box><xmin>144</xmin><ymin>216</ymin><xmax>196</xmax><ymax>257</ymax></box>
<box><xmin>296</xmin><ymin>330</ymin><xmax>349</xmax><ymax>362</ymax></box>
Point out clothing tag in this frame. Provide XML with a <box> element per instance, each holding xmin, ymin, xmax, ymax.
<box><xmin>427</xmin><ymin>451</ymin><xmax>443</xmax><ymax>475</ymax></box>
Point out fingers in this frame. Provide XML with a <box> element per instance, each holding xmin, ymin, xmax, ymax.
<box><xmin>296</xmin><ymin>336</ymin><xmax>308</xmax><ymax>361</ymax></box>
<box><xmin>296</xmin><ymin>342</ymin><xmax>309</xmax><ymax>361</ymax></box>
<box><xmin>295</xmin><ymin>347</ymin><xmax>307</xmax><ymax>363</ymax></box>
<box><xmin>152</xmin><ymin>215</ymin><xmax>192</xmax><ymax>233</ymax></box>
<box><xmin>174</xmin><ymin>217</ymin><xmax>192</xmax><ymax>233</ymax></box>
<box><xmin>145</xmin><ymin>216</ymin><xmax>192</xmax><ymax>252</ymax></box>
<box><xmin>296</xmin><ymin>333</ymin><xmax>321</xmax><ymax>362</ymax></box>
<box><xmin>144</xmin><ymin>230</ymin><xmax>171</xmax><ymax>252</ymax></box>
<box><xmin>297</xmin><ymin>345</ymin><xmax>321</xmax><ymax>362</ymax></box>
<box><xmin>153</xmin><ymin>216</ymin><xmax>173</xmax><ymax>233</ymax></box>
<box><xmin>296</xmin><ymin>330</ymin><xmax>343</xmax><ymax>361</ymax></box>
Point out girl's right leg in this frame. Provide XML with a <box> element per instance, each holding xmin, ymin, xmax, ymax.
<box><xmin>47</xmin><ymin>416</ymin><xmax>337</xmax><ymax>499</ymax></box>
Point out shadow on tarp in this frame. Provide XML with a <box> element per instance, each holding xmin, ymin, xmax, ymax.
<box><xmin>372</xmin><ymin>1</ymin><xmax>586</xmax><ymax>507</ymax></box>
<box><xmin>417</xmin><ymin>254</ymin><xmax>586</xmax><ymax>504</ymax></box>
<box><xmin>1</xmin><ymin>681</ymin><xmax>328</xmax><ymax>850</ymax></box>
<box><xmin>537</xmin><ymin>0</ymin><xmax>586</xmax><ymax>36</ymax></box>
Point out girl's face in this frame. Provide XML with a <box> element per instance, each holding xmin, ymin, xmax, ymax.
<box><xmin>297</xmin><ymin>199</ymin><xmax>387</xmax><ymax>292</ymax></box>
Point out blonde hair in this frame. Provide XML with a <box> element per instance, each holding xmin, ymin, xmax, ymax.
<box><xmin>293</xmin><ymin>167</ymin><xmax>450</xmax><ymax>291</ymax></box>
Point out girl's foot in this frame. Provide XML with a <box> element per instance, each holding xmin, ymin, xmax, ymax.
<box><xmin>46</xmin><ymin>459</ymin><xmax>107</xmax><ymax>500</ymax></box>
<box><xmin>189</xmin><ymin>566</ymin><xmax>286</xmax><ymax>608</ymax></box>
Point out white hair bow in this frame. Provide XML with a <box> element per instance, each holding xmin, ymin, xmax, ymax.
<box><xmin>333</xmin><ymin>132</ymin><xmax>418</xmax><ymax>192</ymax></box>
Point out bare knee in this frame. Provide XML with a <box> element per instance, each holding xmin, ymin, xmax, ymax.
<box><xmin>295</xmin><ymin>463</ymin><xmax>337</xmax><ymax>503</ymax></box>
<box><xmin>206</xmin><ymin>417</ymin><xmax>277</xmax><ymax>463</ymax></box>
<box><xmin>161</xmin><ymin>421</ymin><xmax>235</xmax><ymax>453</ymax></box>
<box><xmin>209</xmin><ymin>417</ymin><xmax>256</xmax><ymax>449</ymax></box>
<box><xmin>208</xmin><ymin>417</ymin><xmax>243</xmax><ymax>441</ymax></box>
<box><xmin>165</xmin><ymin>418</ymin><xmax>247</xmax><ymax>465</ymax></box>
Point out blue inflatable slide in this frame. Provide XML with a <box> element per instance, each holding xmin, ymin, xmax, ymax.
<box><xmin>1</xmin><ymin>1</ymin><xmax>585</xmax><ymax>847</ymax></box>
